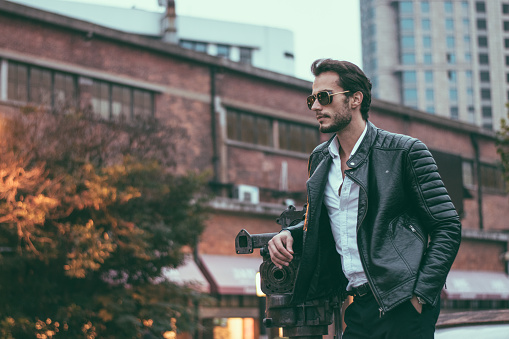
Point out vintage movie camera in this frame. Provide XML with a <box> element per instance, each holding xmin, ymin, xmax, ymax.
<box><xmin>235</xmin><ymin>205</ymin><xmax>340</xmax><ymax>339</ymax></box>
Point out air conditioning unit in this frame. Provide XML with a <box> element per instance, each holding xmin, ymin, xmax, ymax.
<box><xmin>234</xmin><ymin>184</ymin><xmax>260</xmax><ymax>204</ymax></box>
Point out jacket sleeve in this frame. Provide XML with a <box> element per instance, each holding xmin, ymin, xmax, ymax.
<box><xmin>406</xmin><ymin>140</ymin><xmax>462</xmax><ymax>306</ymax></box>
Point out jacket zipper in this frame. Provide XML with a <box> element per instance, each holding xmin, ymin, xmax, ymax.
<box><xmin>409</xmin><ymin>224</ymin><xmax>425</xmax><ymax>244</ymax></box>
<box><xmin>346</xmin><ymin>171</ymin><xmax>386</xmax><ymax>318</ymax></box>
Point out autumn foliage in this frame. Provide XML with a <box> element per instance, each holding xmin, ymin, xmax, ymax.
<box><xmin>0</xmin><ymin>107</ymin><xmax>209</xmax><ymax>338</ymax></box>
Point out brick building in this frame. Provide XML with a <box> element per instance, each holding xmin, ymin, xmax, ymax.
<box><xmin>0</xmin><ymin>1</ymin><xmax>508</xmax><ymax>338</ymax></box>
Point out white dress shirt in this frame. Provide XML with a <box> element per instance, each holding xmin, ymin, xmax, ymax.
<box><xmin>323</xmin><ymin>124</ymin><xmax>368</xmax><ymax>291</ymax></box>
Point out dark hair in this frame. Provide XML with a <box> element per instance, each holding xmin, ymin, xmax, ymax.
<box><xmin>311</xmin><ymin>59</ymin><xmax>372</xmax><ymax>120</ymax></box>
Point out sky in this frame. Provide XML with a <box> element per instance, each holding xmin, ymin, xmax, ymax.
<box><xmin>61</xmin><ymin>0</ymin><xmax>362</xmax><ymax>81</ymax></box>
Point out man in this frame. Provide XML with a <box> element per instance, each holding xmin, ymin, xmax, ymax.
<box><xmin>268</xmin><ymin>59</ymin><xmax>461</xmax><ymax>338</ymax></box>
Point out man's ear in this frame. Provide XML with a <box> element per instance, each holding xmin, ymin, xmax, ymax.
<box><xmin>350</xmin><ymin>91</ymin><xmax>363</xmax><ymax>109</ymax></box>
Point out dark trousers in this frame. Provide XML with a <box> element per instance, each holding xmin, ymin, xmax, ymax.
<box><xmin>342</xmin><ymin>293</ymin><xmax>440</xmax><ymax>339</ymax></box>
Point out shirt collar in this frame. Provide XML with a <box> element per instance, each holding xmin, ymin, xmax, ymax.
<box><xmin>328</xmin><ymin>123</ymin><xmax>368</xmax><ymax>159</ymax></box>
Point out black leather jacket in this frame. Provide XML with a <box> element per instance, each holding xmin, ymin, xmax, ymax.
<box><xmin>285</xmin><ymin>121</ymin><xmax>461</xmax><ymax>314</ymax></box>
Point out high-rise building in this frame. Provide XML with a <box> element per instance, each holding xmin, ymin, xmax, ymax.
<box><xmin>360</xmin><ymin>0</ymin><xmax>509</xmax><ymax>130</ymax></box>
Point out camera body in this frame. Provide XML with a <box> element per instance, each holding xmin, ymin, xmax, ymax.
<box><xmin>235</xmin><ymin>205</ymin><xmax>338</xmax><ymax>338</ymax></box>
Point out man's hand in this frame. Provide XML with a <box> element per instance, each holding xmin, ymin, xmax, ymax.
<box><xmin>268</xmin><ymin>230</ymin><xmax>294</xmax><ymax>269</ymax></box>
<box><xmin>410</xmin><ymin>295</ymin><xmax>423</xmax><ymax>314</ymax></box>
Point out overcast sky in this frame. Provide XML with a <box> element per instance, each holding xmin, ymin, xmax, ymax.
<box><xmin>62</xmin><ymin>0</ymin><xmax>362</xmax><ymax>81</ymax></box>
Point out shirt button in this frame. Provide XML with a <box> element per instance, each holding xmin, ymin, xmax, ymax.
<box><xmin>350</xmin><ymin>162</ymin><xmax>355</xmax><ymax>166</ymax></box>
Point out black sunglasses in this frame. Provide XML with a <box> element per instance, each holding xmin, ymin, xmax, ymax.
<box><xmin>307</xmin><ymin>90</ymin><xmax>350</xmax><ymax>110</ymax></box>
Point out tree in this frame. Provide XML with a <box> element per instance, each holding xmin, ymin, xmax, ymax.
<box><xmin>0</xmin><ymin>106</ymin><xmax>209</xmax><ymax>338</ymax></box>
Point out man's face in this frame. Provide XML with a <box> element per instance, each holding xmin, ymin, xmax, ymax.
<box><xmin>310</xmin><ymin>71</ymin><xmax>351</xmax><ymax>133</ymax></box>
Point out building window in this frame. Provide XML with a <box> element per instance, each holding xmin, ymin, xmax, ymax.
<box><xmin>403</xmin><ymin>71</ymin><xmax>417</xmax><ymax>84</ymax></box>
<box><xmin>462</xmin><ymin>160</ymin><xmax>474</xmax><ymax>187</ymax></box>
<box><xmin>507</xmin><ymin>73</ymin><xmax>509</xmax><ymax>83</ymax></box>
<box><xmin>504</xmin><ymin>4</ymin><xmax>509</xmax><ymax>14</ymax></box>
<box><xmin>463</xmin><ymin>19</ymin><xmax>470</xmax><ymax>31</ymax></box>
<box><xmin>402</xmin><ymin>53</ymin><xmax>416</xmax><ymax>64</ymax></box>
<box><xmin>446</xmin><ymin>36</ymin><xmax>455</xmax><ymax>48</ymax></box>
<box><xmin>477</xmin><ymin>19</ymin><xmax>487</xmax><ymax>30</ymax></box>
<box><xmin>506</xmin><ymin>55</ymin><xmax>509</xmax><ymax>66</ymax></box>
<box><xmin>447</xmin><ymin>53</ymin><xmax>456</xmax><ymax>64</ymax></box>
<box><xmin>91</xmin><ymin>80</ymin><xmax>154</xmax><ymax>120</ymax></box>
<box><xmin>480</xmin><ymin>71</ymin><xmax>490</xmax><ymax>82</ymax></box>
<box><xmin>423</xmin><ymin>36</ymin><xmax>432</xmax><ymax>48</ymax></box>
<box><xmin>445</xmin><ymin>1</ymin><xmax>453</xmax><ymax>13</ymax></box>
<box><xmin>426</xmin><ymin>89</ymin><xmax>434</xmax><ymax>101</ymax></box>
<box><xmin>422</xmin><ymin>19</ymin><xmax>431</xmax><ymax>30</ymax></box>
<box><xmin>467</xmin><ymin>88</ymin><xmax>474</xmax><ymax>105</ymax></box>
<box><xmin>217</xmin><ymin>45</ymin><xmax>230</xmax><ymax>58</ymax></box>
<box><xmin>403</xmin><ymin>88</ymin><xmax>418</xmax><ymax>106</ymax></box>
<box><xmin>279</xmin><ymin>121</ymin><xmax>320</xmax><ymax>154</ymax></box>
<box><xmin>7</xmin><ymin>61</ymin><xmax>76</xmax><ymax>110</ymax></box>
<box><xmin>227</xmin><ymin>110</ymin><xmax>273</xmax><ymax>147</ymax></box>
<box><xmin>450</xmin><ymin>89</ymin><xmax>458</xmax><ymax>101</ymax></box>
<box><xmin>465</xmin><ymin>53</ymin><xmax>472</xmax><ymax>62</ymax></box>
<box><xmin>425</xmin><ymin>71</ymin><xmax>433</xmax><ymax>83</ymax></box>
<box><xmin>401</xmin><ymin>35</ymin><xmax>415</xmax><ymax>49</ymax></box>
<box><xmin>464</xmin><ymin>35</ymin><xmax>471</xmax><ymax>50</ymax></box>
<box><xmin>448</xmin><ymin>70</ymin><xmax>457</xmax><ymax>83</ymax></box>
<box><xmin>179</xmin><ymin>40</ymin><xmax>207</xmax><ymax>53</ymax></box>
<box><xmin>424</xmin><ymin>53</ymin><xmax>432</xmax><ymax>64</ymax></box>
<box><xmin>421</xmin><ymin>1</ymin><xmax>430</xmax><ymax>13</ymax></box>
<box><xmin>426</xmin><ymin>105</ymin><xmax>435</xmax><ymax>113</ymax></box>
<box><xmin>400</xmin><ymin>1</ymin><xmax>413</xmax><ymax>13</ymax></box>
<box><xmin>239</xmin><ymin>47</ymin><xmax>252</xmax><ymax>64</ymax></box>
<box><xmin>462</xmin><ymin>1</ymin><xmax>469</xmax><ymax>15</ymax></box>
<box><xmin>475</xmin><ymin>1</ymin><xmax>486</xmax><ymax>13</ymax></box>
<box><xmin>479</xmin><ymin>53</ymin><xmax>489</xmax><ymax>64</ymax></box>
<box><xmin>505</xmin><ymin>21</ymin><xmax>509</xmax><ymax>31</ymax></box>
<box><xmin>478</xmin><ymin>36</ymin><xmax>488</xmax><ymax>47</ymax></box>
<box><xmin>481</xmin><ymin>88</ymin><xmax>491</xmax><ymax>100</ymax></box>
<box><xmin>480</xmin><ymin>164</ymin><xmax>505</xmax><ymax>192</ymax></box>
<box><xmin>450</xmin><ymin>106</ymin><xmax>459</xmax><ymax>120</ymax></box>
<box><xmin>445</xmin><ymin>19</ymin><xmax>454</xmax><ymax>30</ymax></box>
<box><xmin>505</xmin><ymin>39</ymin><xmax>509</xmax><ymax>48</ymax></box>
<box><xmin>401</xmin><ymin>18</ymin><xmax>414</xmax><ymax>31</ymax></box>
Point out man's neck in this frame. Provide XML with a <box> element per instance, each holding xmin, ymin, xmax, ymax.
<box><xmin>336</xmin><ymin>119</ymin><xmax>367</xmax><ymax>159</ymax></box>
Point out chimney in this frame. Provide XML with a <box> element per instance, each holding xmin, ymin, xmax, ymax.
<box><xmin>161</xmin><ymin>0</ymin><xmax>177</xmax><ymax>43</ymax></box>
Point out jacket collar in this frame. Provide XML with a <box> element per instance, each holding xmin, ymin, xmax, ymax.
<box><xmin>318</xmin><ymin>120</ymin><xmax>377</xmax><ymax>169</ymax></box>
<box><xmin>347</xmin><ymin>120</ymin><xmax>377</xmax><ymax>169</ymax></box>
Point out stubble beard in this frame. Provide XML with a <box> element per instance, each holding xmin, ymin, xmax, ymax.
<box><xmin>318</xmin><ymin>105</ymin><xmax>353</xmax><ymax>134</ymax></box>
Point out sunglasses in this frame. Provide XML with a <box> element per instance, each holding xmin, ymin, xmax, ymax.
<box><xmin>307</xmin><ymin>90</ymin><xmax>350</xmax><ymax>110</ymax></box>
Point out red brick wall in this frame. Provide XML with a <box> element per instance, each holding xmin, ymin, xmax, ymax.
<box><xmin>199</xmin><ymin>212</ymin><xmax>283</xmax><ymax>256</ymax></box>
<box><xmin>452</xmin><ymin>239</ymin><xmax>507</xmax><ymax>271</ymax></box>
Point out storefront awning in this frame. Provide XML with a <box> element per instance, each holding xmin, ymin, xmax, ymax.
<box><xmin>162</xmin><ymin>255</ymin><xmax>210</xmax><ymax>293</ymax></box>
<box><xmin>199</xmin><ymin>254</ymin><xmax>263</xmax><ymax>295</ymax></box>
<box><xmin>443</xmin><ymin>270</ymin><xmax>509</xmax><ymax>300</ymax></box>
